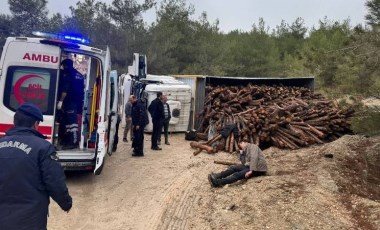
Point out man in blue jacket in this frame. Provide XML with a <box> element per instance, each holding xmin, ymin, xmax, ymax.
<box><xmin>0</xmin><ymin>103</ymin><xmax>72</xmax><ymax>230</ymax></box>
<box><xmin>57</xmin><ymin>58</ymin><xmax>84</xmax><ymax>150</ymax></box>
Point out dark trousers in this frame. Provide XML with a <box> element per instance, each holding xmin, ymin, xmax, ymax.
<box><xmin>159</xmin><ymin>118</ymin><xmax>170</xmax><ymax>143</ymax></box>
<box><xmin>112</xmin><ymin>116</ymin><xmax>121</xmax><ymax>152</ymax></box>
<box><xmin>64</xmin><ymin>105</ymin><xmax>79</xmax><ymax>146</ymax></box>
<box><xmin>151</xmin><ymin>119</ymin><xmax>163</xmax><ymax>148</ymax></box>
<box><xmin>132</xmin><ymin>126</ymin><xmax>145</xmax><ymax>155</ymax></box>
<box><xmin>216</xmin><ymin>165</ymin><xmax>266</xmax><ymax>185</ymax></box>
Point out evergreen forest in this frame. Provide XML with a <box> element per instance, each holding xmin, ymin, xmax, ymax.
<box><xmin>0</xmin><ymin>0</ymin><xmax>379</xmax><ymax>98</ymax></box>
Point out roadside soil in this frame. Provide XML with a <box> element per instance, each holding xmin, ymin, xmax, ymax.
<box><xmin>48</xmin><ymin>127</ymin><xmax>380</xmax><ymax>230</ymax></box>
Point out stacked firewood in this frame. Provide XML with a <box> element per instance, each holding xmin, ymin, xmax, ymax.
<box><xmin>191</xmin><ymin>84</ymin><xmax>354</xmax><ymax>154</ymax></box>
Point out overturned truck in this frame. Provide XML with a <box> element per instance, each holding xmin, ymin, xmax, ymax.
<box><xmin>189</xmin><ymin>76</ymin><xmax>354</xmax><ymax>153</ymax></box>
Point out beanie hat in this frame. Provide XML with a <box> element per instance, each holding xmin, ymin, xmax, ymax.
<box><xmin>16</xmin><ymin>103</ymin><xmax>44</xmax><ymax>122</ymax></box>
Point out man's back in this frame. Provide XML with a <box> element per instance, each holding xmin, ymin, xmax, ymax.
<box><xmin>0</xmin><ymin>127</ymin><xmax>72</xmax><ymax>229</ymax></box>
<box><xmin>148</xmin><ymin>98</ymin><xmax>164</xmax><ymax>120</ymax></box>
<box><xmin>132</xmin><ymin>99</ymin><xmax>148</xmax><ymax>127</ymax></box>
<box><xmin>66</xmin><ymin>68</ymin><xmax>84</xmax><ymax>105</ymax></box>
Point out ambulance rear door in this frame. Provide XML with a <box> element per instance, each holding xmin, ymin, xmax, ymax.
<box><xmin>106</xmin><ymin>70</ymin><xmax>119</xmax><ymax>156</ymax></box>
<box><xmin>94</xmin><ymin>47</ymin><xmax>111</xmax><ymax>175</ymax></box>
<box><xmin>0</xmin><ymin>38</ymin><xmax>61</xmax><ymax>140</ymax></box>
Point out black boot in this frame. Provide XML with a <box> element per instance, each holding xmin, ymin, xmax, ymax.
<box><xmin>208</xmin><ymin>174</ymin><xmax>224</xmax><ymax>187</ymax></box>
<box><xmin>210</xmin><ymin>172</ymin><xmax>222</xmax><ymax>180</ymax></box>
<box><xmin>208</xmin><ymin>174</ymin><xmax>217</xmax><ymax>187</ymax></box>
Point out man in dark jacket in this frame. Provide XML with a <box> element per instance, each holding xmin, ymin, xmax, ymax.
<box><xmin>57</xmin><ymin>58</ymin><xmax>84</xmax><ymax>150</ymax></box>
<box><xmin>0</xmin><ymin>103</ymin><xmax>72</xmax><ymax>230</ymax></box>
<box><xmin>131</xmin><ymin>94</ymin><xmax>149</xmax><ymax>156</ymax></box>
<box><xmin>208</xmin><ymin>140</ymin><xmax>268</xmax><ymax>187</ymax></box>
<box><xmin>148</xmin><ymin>91</ymin><xmax>163</xmax><ymax>150</ymax></box>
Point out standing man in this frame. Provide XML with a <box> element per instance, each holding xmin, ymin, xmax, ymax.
<box><xmin>208</xmin><ymin>140</ymin><xmax>268</xmax><ymax>187</ymax></box>
<box><xmin>159</xmin><ymin>95</ymin><xmax>171</xmax><ymax>145</ymax></box>
<box><xmin>57</xmin><ymin>58</ymin><xmax>84</xmax><ymax>150</ymax></box>
<box><xmin>0</xmin><ymin>103</ymin><xmax>72</xmax><ymax>230</ymax></box>
<box><xmin>131</xmin><ymin>94</ymin><xmax>148</xmax><ymax>157</ymax></box>
<box><xmin>123</xmin><ymin>95</ymin><xmax>133</xmax><ymax>142</ymax></box>
<box><xmin>148</xmin><ymin>91</ymin><xmax>163</xmax><ymax>150</ymax></box>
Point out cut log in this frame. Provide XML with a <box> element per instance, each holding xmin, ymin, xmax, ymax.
<box><xmin>206</xmin><ymin>134</ymin><xmax>222</xmax><ymax>145</ymax></box>
<box><xmin>214</xmin><ymin>160</ymin><xmax>239</xmax><ymax>165</ymax></box>
<box><xmin>196</xmin><ymin>133</ymin><xmax>208</xmax><ymax>141</ymax></box>
<box><xmin>197</xmin><ymin>84</ymin><xmax>354</xmax><ymax>150</ymax></box>
<box><xmin>274</xmin><ymin>133</ymin><xmax>299</xmax><ymax>150</ymax></box>
<box><xmin>306</xmin><ymin>124</ymin><xmax>325</xmax><ymax>138</ymax></box>
<box><xmin>190</xmin><ymin>142</ymin><xmax>216</xmax><ymax>154</ymax></box>
<box><xmin>277</xmin><ymin>128</ymin><xmax>306</xmax><ymax>146</ymax></box>
<box><xmin>193</xmin><ymin>149</ymin><xmax>202</xmax><ymax>156</ymax></box>
<box><xmin>229</xmin><ymin>133</ymin><xmax>235</xmax><ymax>153</ymax></box>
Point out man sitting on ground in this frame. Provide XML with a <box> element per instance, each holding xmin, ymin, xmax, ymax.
<box><xmin>208</xmin><ymin>140</ymin><xmax>268</xmax><ymax>187</ymax></box>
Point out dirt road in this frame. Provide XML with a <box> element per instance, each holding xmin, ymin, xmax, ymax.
<box><xmin>48</xmin><ymin>131</ymin><xmax>380</xmax><ymax>230</ymax></box>
<box><xmin>48</xmin><ymin>132</ymin><xmax>218</xmax><ymax>230</ymax></box>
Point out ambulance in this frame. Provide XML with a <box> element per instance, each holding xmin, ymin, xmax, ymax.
<box><xmin>0</xmin><ymin>32</ymin><xmax>119</xmax><ymax>175</ymax></box>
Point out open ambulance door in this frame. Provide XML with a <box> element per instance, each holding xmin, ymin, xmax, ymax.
<box><xmin>107</xmin><ymin>70</ymin><xmax>119</xmax><ymax>156</ymax></box>
<box><xmin>94</xmin><ymin>47</ymin><xmax>111</xmax><ymax>175</ymax></box>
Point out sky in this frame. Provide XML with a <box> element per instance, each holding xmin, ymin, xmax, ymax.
<box><xmin>0</xmin><ymin>0</ymin><xmax>368</xmax><ymax>33</ymax></box>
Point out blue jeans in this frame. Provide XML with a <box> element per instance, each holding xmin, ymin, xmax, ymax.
<box><xmin>217</xmin><ymin>165</ymin><xmax>251</xmax><ymax>184</ymax></box>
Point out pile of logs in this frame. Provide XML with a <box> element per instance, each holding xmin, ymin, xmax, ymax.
<box><xmin>191</xmin><ymin>84</ymin><xmax>354</xmax><ymax>154</ymax></box>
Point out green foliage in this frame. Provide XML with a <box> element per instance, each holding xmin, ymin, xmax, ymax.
<box><xmin>180</xmin><ymin>12</ymin><xmax>223</xmax><ymax>75</ymax></box>
<box><xmin>147</xmin><ymin>0</ymin><xmax>197</xmax><ymax>74</ymax></box>
<box><xmin>46</xmin><ymin>13</ymin><xmax>64</xmax><ymax>33</ymax></box>
<box><xmin>108</xmin><ymin>0</ymin><xmax>154</xmax><ymax>67</ymax></box>
<box><xmin>221</xmin><ymin>28</ymin><xmax>281</xmax><ymax>77</ymax></box>
<box><xmin>0</xmin><ymin>14</ymin><xmax>12</xmax><ymax>54</ymax></box>
<box><xmin>67</xmin><ymin>0</ymin><xmax>105</xmax><ymax>38</ymax></box>
<box><xmin>273</xmin><ymin>18</ymin><xmax>308</xmax><ymax>76</ymax></box>
<box><xmin>1</xmin><ymin>0</ymin><xmax>379</xmax><ymax>140</ymax></box>
<box><xmin>365</xmin><ymin>0</ymin><xmax>380</xmax><ymax>29</ymax></box>
<box><xmin>8</xmin><ymin>0</ymin><xmax>48</xmax><ymax>36</ymax></box>
<box><xmin>351</xmin><ymin>105</ymin><xmax>380</xmax><ymax>136</ymax></box>
<box><xmin>0</xmin><ymin>0</ymin><xmax>378</xmax><ymax>100</ymax></box>
<box><xmin>109</xmin><ymin>0</ymin><xmax>154</xmax><ymax>29</ymax></box>
<box><xmin>300</xmin><ymin>19</ymin><xmax>356</xmax><ymax>93</ymax></box>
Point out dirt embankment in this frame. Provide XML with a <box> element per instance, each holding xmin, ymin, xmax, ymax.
<box><xmin>48</xmin><ymin>133</ymin><xmax>380</xmax><ymax>230</ymax></box>
<box><xmin>189</xmin><ymin>135</ymin><xmax>380</xmax><ymax>230</ymax></box>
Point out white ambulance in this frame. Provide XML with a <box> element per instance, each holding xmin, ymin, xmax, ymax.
<box><xmin>0</xmin><ymin>32</ymin><xmax>119</xmax><ymax>175</ymax></box>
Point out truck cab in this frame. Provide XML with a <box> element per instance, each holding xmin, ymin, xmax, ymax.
<box><xmin>0</xmin><ymin>32</ymin><xmax>119</xmax><ymax>175</ymax></box>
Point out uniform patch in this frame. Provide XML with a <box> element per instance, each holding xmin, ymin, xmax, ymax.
<box><xmin>50</xmin><ymin>153</ymin><xmax>59</xmax><ymax>161</ymax></box>
<box><xmin>0</xmin><ymin>141</ymin><xmax>31</xmax><ymax>154</ymax></box>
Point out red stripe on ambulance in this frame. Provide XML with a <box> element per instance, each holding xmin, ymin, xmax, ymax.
<box><xmin>0</xmin><ymin>123</ymin><xmax>52</xmax><ymax>139</ymax></box>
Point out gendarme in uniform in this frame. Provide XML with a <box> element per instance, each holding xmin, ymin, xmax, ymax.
<box><xmin>0</xmin><ymin>103</ymin><xmax>72</xmax><ymax>230</ymax></box>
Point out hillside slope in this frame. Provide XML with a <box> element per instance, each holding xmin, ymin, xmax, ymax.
<box><xmin>189</xmin><ymin>135</ymin><xmax>380</xmax><ymax>230</ymax></box>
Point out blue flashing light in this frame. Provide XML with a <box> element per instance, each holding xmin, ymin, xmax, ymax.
<box><xmin>32</xmin><ymin>31</ymin><xmax>90</xmax><ymax>44</ymax></box>
<box><xmin>63</xmin><ymin>35</ymin><xmax>90</xmax><ymax>44</ymax></box>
